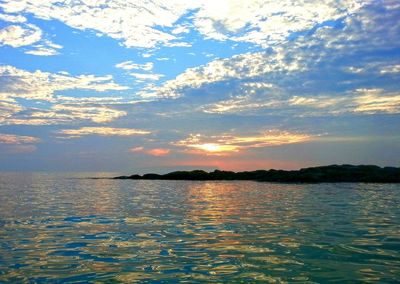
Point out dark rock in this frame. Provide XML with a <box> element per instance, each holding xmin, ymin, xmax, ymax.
<box><xmin>113</xmin><ymin>165</ymin><xmax>400</xmax><ymax>183</ymax></box>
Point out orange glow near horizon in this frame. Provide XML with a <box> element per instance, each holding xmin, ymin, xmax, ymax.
<box><xmin>191</xmin><ymin>143</ymin><xmax>240</xmax><ymax>153</ymax></box>
<box><xmin>170</xmin><ymin>158</ymin><xmax>309</xmax><ymax>172</ymax></box>
<box><xmin>174</xmin><ymin>131</ymin><xmax>313</xmax><ymax>155</ymax></box>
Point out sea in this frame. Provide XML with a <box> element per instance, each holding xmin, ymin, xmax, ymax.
<box><xmin>0</xmin><ymin>173</ymin><xmax>399</xmax><ymax>283</ymax></box>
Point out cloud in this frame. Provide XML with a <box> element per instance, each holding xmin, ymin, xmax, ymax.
<box><xmin>193</xmin><ymin>0</ymin><xmax>363</xmax><ymax>46</ymax></box>
<box><xmin>25</xmin><ymin>40</ymin><xmax>63</xmax><ymax>56</ymax></box>
<box><xmin>164</xmin><ymin>41</ymin><xmax>192</xmax><ymax>47</ymax></box>
<box><xmin>201</xmin><ymin>87</ymin><xmax>400</xmax><ymax>117</ymax></box>
<box><xmin>55</xmin><ymin>95</ymin><xmax>124</xmax><ymax>104</ymax></box>
<box><xmin>145</xmin><ymin>1</ymin><xmax>400</xmax><ymax>119</ymax></box>
<box><xmin>0</xmin><ymin>133</ymin><xmax>40</xmax><ymax>144</ymax></box>
<box><xmin>171</xmin><ymin>24</ymin><xmax>190</xmax><ymax>35</ymax></box>
<box><xmin>0</xmin><ymin>94</ymin><xmax>24</xmax><ymax>124</ymax></box>
<box><xmin>115</xmin><ymin>61</ymin><xmax>153</xmax><ymax>71</ymax></box>
<box><xmin>353</xmin><ymin>89</ymin><xmax>400</xmax><ymax>114</ymax></box>
<box><xmin>0</xmin><ymin>1</ymin><xmax>192</xmax><ymax>48</ymax></box>
<box><xmin>175</xmin><ymin>130</ymin><xmax>314</xmax><ymax>155</ymax></box>
<box><xmin>0</xmin><ymin>0</ymin><xmax>367</xmax><ymax>49</ymax></box>
<box><xmin>380</xmin><ymin>64</ymin><xmax>400</xmax><ymax>74</ymax></box>
<box><xmin>0</xmin><ymin>13</ymin><xmax>27</xmax><ymax>23</ymax></box>
<box><xmin>6</xmin><ymin>103</ymin><xmax>128</xmax><ymax>125</ymax></box>
<box><xmin>130</xmin><ymin>147</ymin><xmax>170</xmax><ymax>156</ymax></box>
<box><xmin>285</xmin><ymin>89</ymin><xmax>400</xmax><ymax>115</ymax></box>
<box><xmin>0</xmin><ymin>65</ymin><xmax>131</xmax><ymax>125</ymax></box>
<box><xmin>310</xmin><ymin>1</ymin><xmax>400</xmax><ymax>53</ymax></box>
<box><xmin>0</xmin><ymin>129</ymin><xmax>39</xmax><ymax>155</ymax></box>
<box><xmin>0</xmin><ymin>12</ymin><xmax>62</xmax><ymax>56</ymax></box>
<box><xmin>58</xmin><ymin>127</ymin><xmax>151</xmax><ymax>138</ymax></box>
<box><xmin>0</xmin><ymin>65</ymin><xmax>128</xmax><ymax>102</ymax></box>
<box><xmin>54</xmin><ymin>105</ymin><xmax>127</xmax><ymax>123</ymax></box>
<box><xmin>115</xmin><ymin>61</ymin><xmax>164</xmax><ymax>82</ymax></box>
<box><xmin>130</xmin><ymin>73</ymin><xmax>164</xmax><ymax>81</ymax></box>
<box><xmin>137</xmin><ymin>51</ymin><xmax>302</xmax><ymax>99</ymax></box>
<box><xmin>0</xmin><ymin>24</ymin><xmax>41</xmax><ymax>47</ymax></box>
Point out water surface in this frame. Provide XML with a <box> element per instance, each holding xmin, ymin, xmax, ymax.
<box><xmin>0</xmin><ymin>173</ymin><xmax>399</xmax><ymax>282</ymax></box>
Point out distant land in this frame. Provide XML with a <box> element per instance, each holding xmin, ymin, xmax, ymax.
<box><xmin>114</xmin><ymin>165</ymin><xmax>400</xmax><ymax>183</ymax></box>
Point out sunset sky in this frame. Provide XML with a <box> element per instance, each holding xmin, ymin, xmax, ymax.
<box><xmin>0</xmin><ymin>0</ymin><xmax>399</xmax><ymax>172</ymax></box>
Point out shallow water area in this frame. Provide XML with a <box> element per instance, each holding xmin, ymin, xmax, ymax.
<box><xmin>0</xmin><ymin>173</ymin><xmax>399</xmax><ymax>282</ymax></box>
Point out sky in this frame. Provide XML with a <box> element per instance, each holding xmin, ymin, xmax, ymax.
<box><xmin>0</xmin><ymin>0</ymin><xmax>399</xmax><ymax>173</ymax></box>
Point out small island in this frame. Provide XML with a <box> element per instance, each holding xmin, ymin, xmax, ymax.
<box><xmin>114</xmin><ymin>164</ymin><xmax>400</xmax><ymax>183</ymax></box>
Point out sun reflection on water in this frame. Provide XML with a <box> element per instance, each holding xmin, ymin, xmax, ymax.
<box><xmin>0</xmin><ymin>174</ymin><xmax>399</xmax><ymax>282</ymax></box>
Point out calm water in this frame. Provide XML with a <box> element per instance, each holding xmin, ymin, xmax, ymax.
<box><xmin>0</xmin><ymin>173</ymin><xmax>399</xmax><ymax>283</ymax></box>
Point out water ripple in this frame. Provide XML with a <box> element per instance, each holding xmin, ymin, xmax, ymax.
<box><xmin>0</xmin><ymin>174</ymin><xmax>399</xmax><ymax>282</ymax></box>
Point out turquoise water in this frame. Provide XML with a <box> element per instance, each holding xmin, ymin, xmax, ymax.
<box><xmin>0</xmin><ymin>173</ymin><xmax>399</xmax><ymax>283</ymax></box>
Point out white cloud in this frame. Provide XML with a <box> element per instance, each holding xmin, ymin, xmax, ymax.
<box><xmin>25</xmin><ymin>39</ymin><xmax>63</xmax><ymax>56</ymax></box>
<box><xmin>164</xmin><ymin>41</ymin><xmax>192</xmax><ymax>47</ymax></box>
<box><xmin>0</xmin><ymin>65</ymin><xmax>128</xmax><ymax>102</ymax></box>
<box><xmin>55</xmin><ymin>95</ymin><xmax>124</xmax><ymax>104</ymax></box>
<box><xmin>115</xmin><ymin>61</ymin><xmax>153</xmax><ymax>71</ymax></box>
<box><xmin>0</xmin><ymin>94</ymin><xmax>24</xmax><ymax>124</ymax></box>
<box><xmin>156</xmin><ymin>57</ymin><xmax>170</xmax><ymax>61</ymax></box>
<box><xmin>0</xmin><ymin>65</ymin><xmax>130</xmax><ymax>125</ymax></box>
<box><xmin>0</xmin><ymin>13</ymin><xmax>27</xmax><ymax>23</ymax></box>
<box><xmin>136</xmin><ymin>0</ymin><xmax>400</xmax><ymax>121</ymax></box>
<box><xmin>0</xmin><ymin>19</ymin><xmax>62</xmax><ymax>56</ymax></box>
<box><xmin>193</xmin><ymin>0</ymin><xmax>364</xmax><ymax>46</ymax></box>
<box><xmin>5</xmin><ymin>104</ymin><xmax>128</xmax><ymax>125</ymax></box>
<box><xmin>0</xmin><ymin>24</ymin><xmax>41</xmax><ymax>47</ymax></box>
<box><xmin>142</xmin><ymin>53</ymin><xmax>154</xmax><ymax>58</ymax></box>
<box><xmin>58</xmin><ymin>127</ymin><xmax>151</xmax><ymax>138</ymax></box>
<box><xmin>380</xmin><ymin>64</ymin><xmax>400</xmax><ymax>74</ymax></box>
<box><xmin>0</xmin><ymin>0</ymin><xmax>367</xmax><ymax>49</ymax></box>
<box><xmin>130</xmin><ymin>73</ymin><xmax>164</xmax><ymax>81</ymax></box>
<box><xmin>201</xmin><ymin>84</ymin><xmax>400</xmax><ymax>116</ymax></box>
<box><xmin>136</xmin><ymin>49</ymin><xmax>303</xmax><ymax>99</ymax></box>
<box><xmin>171</xmin><ymin>24</ymin><xmax>190</xmax><ymax>35</ymax></box>
<box><xmin>25</xmin><ymin>47</ymin><xmax>58</xmax><ymax>56</ymax></box>
<box><xmin>353</xmin><ymin>89</ymin><xmax>400</xmax><ymax>114</ymax></box>
<box><xmin>0</xmin><ymin>0</ymin><xmax>192</xmax><ymax>48</ymax></box>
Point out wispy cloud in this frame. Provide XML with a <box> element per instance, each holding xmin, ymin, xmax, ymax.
<box><xmin>0</xmin><ymin>65</ymin><xmax>128</xmax><ymax>102</ymax></box>
<box><xmin>0</xmin><ymin>65</ymin><xmax>131</xmax><ymax>125</ymax></box>
<box><xmin>130</xmin><ymin>73</ymin><xmax>164</xmax><ymax>81</ymax></box>
<box><xmin>0</xmin><ymin>133</ymin><xmax>40</xmax><ymax>144</ymax></box>
<box><xmin>25</xmin><ymin>40</ymin><xmax>62</xmax><ymax>56</ymax></box>
<box><xmin>115</xmin><ymin>61</ymin><xmax>153</xmax><ymax>71</ymax></box>
<box><xmin>7</xmin><ymin>104</ymin><xmax>127</xmax><ymax>125</ymax></box>
<box><xmin>353</xmin><ymin>89</ymin><xmax>400</xmax><ymax>114</ymax></box>
<box><xmin>58</xmin><ymin>127</ymin><xmax>151</xmax><ymax>138</ymax></box>
<box><xmin>0</xmin><ymin>94</ymin><xmax>23</xmax><ymax>124</ymax></box>
<box><xmin>130</xmin><ymin>147</ymin><xmax>170</xmax><ymax>156</ymax></box>
<box><xmin>0</xmin><ymin>131</ymin><xmax>38</xmax><ymax>154</ymax></box>
<box><xmin>379</xmin><ymin>64</ymin><xmax>400</xmax><ymax>74</ymax></box>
